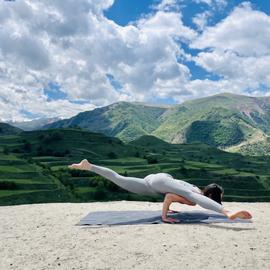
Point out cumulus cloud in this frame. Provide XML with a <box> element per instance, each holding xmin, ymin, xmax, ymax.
<box><xmin>190</xmin><ymin>2</ymin><xmax>270</xmax><ymax>96</ymax></box>
<box><xmin>191</xmin><ymin>2</ymin><xmax>270</xmax><ymax>56</ymax></box>
<box><xmin>193</xmin><ymin>0</ymin><xmax>227</xmax><ymax>8</ymax></box>
<box><xmin>192</xmin><ymin>10</ymin><xmax>212</xmax><ymax>31</ymax></box>
<box><xmin>0</xmin><ymin>0</ymin><xmax>270</xmax><ymax>122</ymax></box>
<box><xmin>154</xmin><ymin>0</ymin><xmax>183</xmax><ymax>11</ymax></box>
<box><xmin>0</xmin><ymin>0</ymin><xmax>198</xmax><ymax>121</ymax></box>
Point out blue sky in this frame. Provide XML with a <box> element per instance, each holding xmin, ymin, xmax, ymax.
<box><xmin>106</xmin><ymin>0</ymin><xmax>270</xmax><ymax>27</ymax></box>
<box><xmin>1</xmin><ymin>0</ymin><xmax>270</xmax><ymax>121</ymax></box>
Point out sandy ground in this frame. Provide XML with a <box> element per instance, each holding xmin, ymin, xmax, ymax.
<box><xmin>0</xmin><ymin>201</ymin><xmax>269</xmax><ymax>270</ymax></box>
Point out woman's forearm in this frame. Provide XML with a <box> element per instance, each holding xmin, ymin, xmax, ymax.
<box><xmin>162</xmin><ymin>193</ymin><xmax>193</xmax><ymax>218</ymax></box>
<box><xmin>162</xmin><ymin>194</ymin><xmax>173</xmax><ymax>219</ymax></box>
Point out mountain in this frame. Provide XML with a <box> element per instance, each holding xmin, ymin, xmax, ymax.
<box><xmin>42</xmin><ymin>93</ymin><xmax>270</xmax><ymax>154</ymax></box>
<box><xmin>7</xmin><ymin>117</ymin><xmax>62</xmax><ymax>131</ymax></box>
<box><xmin>129</xmin><ymin>135</ymin><xmax>172</xmax><ymax>149</ymax></box>
<box><xmin>153</xmin><ymin>92</ymin><xmax>270</xmax><ymax>147</ymax></box>
<box><xmin>0</xmin><ymin>123</ymin><xmax>23</xmax><ymax>135</ymax></box>
<box><xmin>42</xmin><ymin>102</ymin><xmax>169</xmax><ymax>143</ymax></box>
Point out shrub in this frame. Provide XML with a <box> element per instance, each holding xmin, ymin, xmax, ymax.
<box><xmin>43</xmin><ymin>132</ymin><xmax>63</xmax><ymax>144</ymax></box>
<box><xmin>69</xmin><ymin>169</ymin><xmax>92</xmax><ymax>177</ymax></box>
<box><xmin>146</xmin><ymin>156</ymin><xmax>158</xmax><ymax>164</ymax></box>
<box><xmin>179</xmin><ymin>166</ymin><xmax>187</xmax><ymax>175</ymax></box>
<box><xmin>38</xmin><ymin>134</ymin><xmax>45</xmax><ymax>140</ymax></box>
<box><xmin>12</xmin><ymin>148</ymin><xmax>22</xmax><ymax>153</ymax></box>
<box><xmin>108</xmin><ymin>151</ymin><xmax>117</xmax><ymax>159</ymax></box>
<box><xmin>23</xmin><ymin>142</ymin><xmax>32</xmax><ymax>153</ymax></box>
<box><xmin>3</xmin><ymin>146</ymin><xmax>9</xmax><ymax>155</ymax></box>
<box><xmin>93</xmin><ymin>188</ymin><xmax>107</xmax><ymax>200</ymax></box>
<box><xmin>0</xmin><ymin>181</ymin><xmax>18</xmax><ymax>190</ymax></box>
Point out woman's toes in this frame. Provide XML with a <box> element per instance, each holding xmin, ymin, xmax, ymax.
<box><xmin>68</xmin><ymin>164</ymin><xmax>78</xmax><ymax>169</ymax></box>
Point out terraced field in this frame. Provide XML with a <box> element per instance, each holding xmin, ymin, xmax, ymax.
<box><xmin>0</xmin><ymin>128</ymin><xmax>270</xmax><ymax>205</ymax></box>
<box><xmin>0</xmin><ymin>144</ymin><xmax>73</xmax><ymax>205</ymax></box>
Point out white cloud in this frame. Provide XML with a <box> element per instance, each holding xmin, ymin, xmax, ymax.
<box><xmin>0</xmin><ymin>0</ymin><xmax>270</xmax><ymax>122</ymax></box>
<box><xmin>155</xmin><ymin>0</ymin><xmax>183</xmax><ymax>11</ymax></box>
<box><xmin>0</xmin><ymin>0</ymin><xmax>198</xmax><ymax>121</ymax></box>
<box><xmin>192</xmin><ymin>10</ymin><xmax>212</xmax><ymax>31</ymax></box>
<box><xmin>193</xmin><ymin>0</ymin><xmax>227</xmax><ymax>8</ymax></box>
<box><xmin>191</xmin><ymin>2</ymin><xmax>270</xmax><ymax>56</ymax></box>
<box><xmin>188</xmin><ymin>2</ymin><xmax>270</xmax><ymax>98</ymax></box>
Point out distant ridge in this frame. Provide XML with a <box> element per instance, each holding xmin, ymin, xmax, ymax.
<box><xmin>7</xmin><ymin>117</ymin><xmax>62</xmax><ymax>131</ymax></box>
<box><xmin>42</xmin><ymin>92</ymin><xmax>270</xmax><ymax>155</ymax></box>
<box><xmin>0</xmin><ymin>122</ymin><xmax>23</xmax><ymax>135</ymax></box>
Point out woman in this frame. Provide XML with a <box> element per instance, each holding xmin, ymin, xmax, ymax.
<box><xmin>68</xmin><ymin>159</ymin><xmax>252</xmax><ymax>223</ymax></box>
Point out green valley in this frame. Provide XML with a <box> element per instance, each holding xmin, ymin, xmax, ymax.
<box><xmin>0</xmin><ymin>127</ymin><xmax>270</xmax><ymax>206</ymax></box>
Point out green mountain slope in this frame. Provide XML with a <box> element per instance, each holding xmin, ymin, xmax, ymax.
<box><xmin>1</xmin><ymin>128</ymin><xmax>270</xmax><ymax>205</ymax></box>
<box><xmin>0</xmin><ymin>122</ymin><xmax>23</xmax><ymax>135</ymax></box>
<box><xmin>42</xmin><ymin>93</ymin><xmax>270</xmax><ymax>154</ymax></box>
<box><xmin>153</xmin><ymin>93</ymin><xmax>270</xmax><ymax>147</ymax></box>
<box><xmin>42</xmin><ymin>102</ymin><xmax>167</xmax><ymax>143</ymax></box>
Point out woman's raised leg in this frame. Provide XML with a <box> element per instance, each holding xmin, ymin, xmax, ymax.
<box><xmin>68</xmin><ymin>159</ymin><xmax>156</xmax><ymax>195</ymax></box>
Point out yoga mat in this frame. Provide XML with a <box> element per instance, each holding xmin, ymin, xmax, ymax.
<box><xmin>77</xmin><ymin>210</ymin><xmax>252</xmax><ymax>226</ymax></box>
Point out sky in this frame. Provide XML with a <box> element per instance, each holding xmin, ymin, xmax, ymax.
<box><xmin>0</xmin><ymin>0</ymin><xmax>270</xmax><ymax>122</ymax></box>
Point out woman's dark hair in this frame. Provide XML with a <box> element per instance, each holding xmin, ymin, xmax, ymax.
<box><xmin>203</xmin><ymin>183</ymin><xmax>224</xmax><ymax>204</ymax></box>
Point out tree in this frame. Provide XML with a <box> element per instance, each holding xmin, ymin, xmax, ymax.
<box><xmin>108</xmin><ymin>151</ymin><xmax>117</xmax><ymax>159</ymax></box>
<box><xmin>146</xmin><ymin>156</ymin><xmax>158</xmax><ymax>164</ymax></box>
<box><xmin>23</xmin><ymin>141</ymin><xmax>32</xmax><ymax>153</ymax></box>
<box><xmin>179</xmin><ymin>166</ymin><xmax>187</xmax><ymax>175</ymax></box>
<box><xmin>3</xmin><ymin>146</ymin><xmax>9</xmax><ymax>155</ymax></box>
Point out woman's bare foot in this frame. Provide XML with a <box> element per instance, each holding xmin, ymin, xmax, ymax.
<box><xmin>223</xmin><ymin>210</ymin><xmax>252</xmax><ymax>220</ymax></box>
<box><xmin>162</xmin><ymin>217</ymin><xmax>179</xmax><ymax>223</ymax></box>
<box><xmin>68</xmin><ymin>159</ymin><xmax>92</xmax><ymax>170</ymax></box>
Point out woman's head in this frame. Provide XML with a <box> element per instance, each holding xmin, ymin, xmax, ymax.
<box><xmin>202</xmin><ymin>183</ymin><xmax>224</xmax><ymax>204</ymax></box>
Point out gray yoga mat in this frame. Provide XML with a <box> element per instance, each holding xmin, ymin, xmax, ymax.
<box><xmin>77</xmin><ymin>210</ymin><xmax>252</xmax><ymax>226</ymax></box>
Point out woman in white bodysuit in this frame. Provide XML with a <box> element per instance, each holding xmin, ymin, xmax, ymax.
<box><xmin>68</xmin><ymin>159</ymin><xmax>252</xmax><ymax>223</ymax></box>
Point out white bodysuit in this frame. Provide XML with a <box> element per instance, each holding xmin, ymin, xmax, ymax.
<box><xmin>90</xmin><ymin>165</ymin><xmax>224</xmax><ymax>213</ymax></box>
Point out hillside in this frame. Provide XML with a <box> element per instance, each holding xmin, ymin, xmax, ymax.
<box><xmin>1</xmin><ymin>128</ymin><xmax>270</xmax><ymax>205</ymax></box>
<box><xmin>153</xmin><ymin>92</ymin><xmax>270</xmax><ymax>147</ymax></box>
<box><xmin>41</xmin><ymin>93</ymin><xmax>270</xmax><ymax>155</ymax></box>
<box><xmin>42</xmin><ymin>102</ymin><xmax>167</xmax><ymax>143</ymax></box>
<box><xmin>0</xmin><ymin>122</ymin><xmax>23</xmax><ymax>135</ymax></box>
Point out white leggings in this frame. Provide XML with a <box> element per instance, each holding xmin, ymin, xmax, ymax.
<box><xmin>90</xmin><ymin>164</ymin><xmax>224</xmax><ymax>213</ymax></box>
